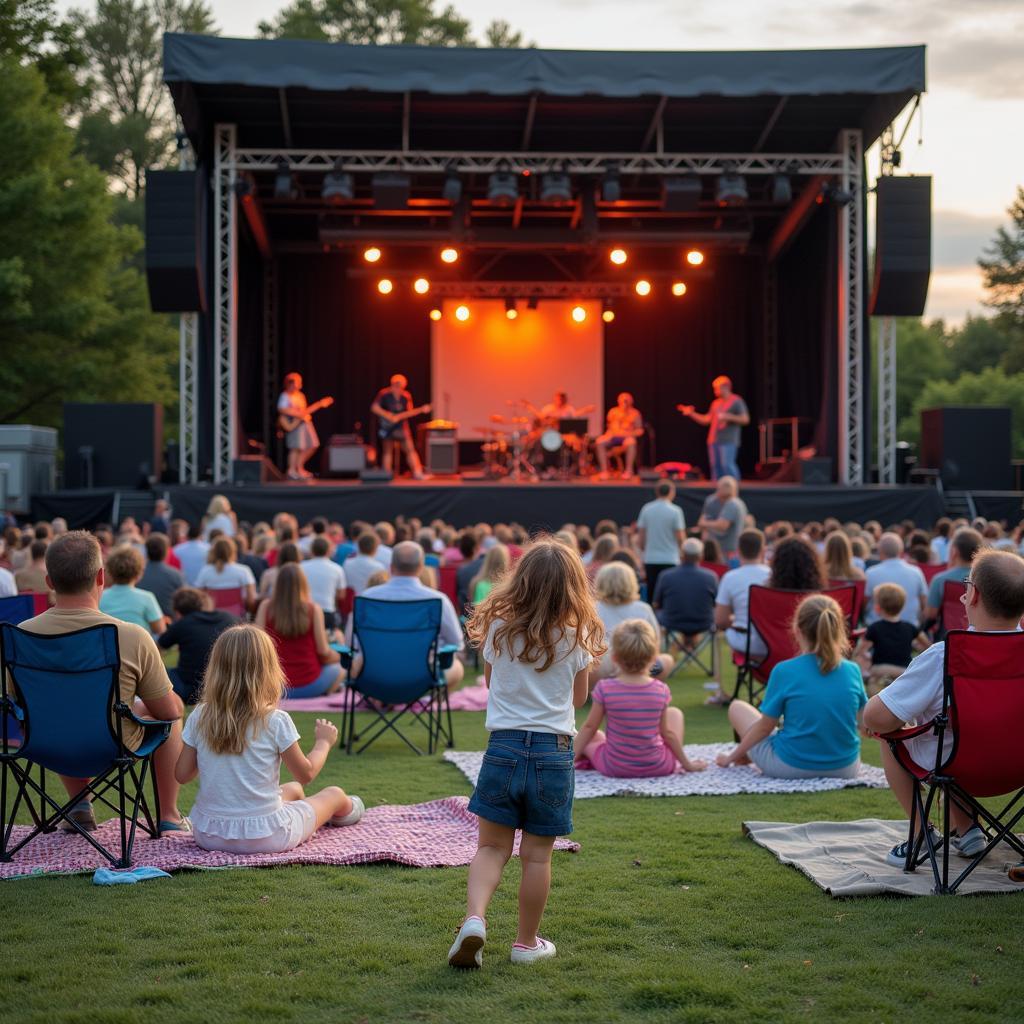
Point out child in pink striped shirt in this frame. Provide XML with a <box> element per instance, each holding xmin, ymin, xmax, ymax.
<box><xmin>575</xmin><ymin>619</ymin><xmax>707</xmax><ymax>778</ymax></box>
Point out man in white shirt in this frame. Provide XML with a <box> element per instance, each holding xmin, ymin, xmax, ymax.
<box><xmin>636</xmin><ymin>481</ymin><xmax>685</xmax><ymax>599</ymax></box>
<box><xmin>358</xmin><ymin>542</ymin><xmax>464</xmax><ymax>688</ymax></box>
<box><xmin>299</xmin><ymin>517</ymin><xmax>330</xmax><ymax>557</ymax></box>
<box><xmin>0</xmin><ymin>563</ymin><xmax>16</xmax><ymax>597</ymax></box>
<box><xmin>714</xmin><ymin>528</ymin><xmax>772</xmax><ymax>657</ymax></box>
<box><xmin>301</xmin><ymin>536</ymin><xmax>347</xmax><ymax>630</ymax></box>
<box><xmin>343</xmin><ymin>532</ymin><xmax>387</xmax><ymax>596</ymax></box>
<box><xmin>172</xmin><ymin>523</ymin><xmax>211</xmax><ymax>586</ymax></box>
<box><xmin>865</xmin><ymin>550</ymin><xmax>1024</xmax><ymax>866</ymax></box>
<box><xmin>864</xmin><ymin>532</ymin><xmax>928</xmax><ymax>626</ymax></box>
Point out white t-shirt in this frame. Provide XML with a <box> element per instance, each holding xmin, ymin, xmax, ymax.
<box><xmin>864</xmin><ymin>559</ymin><xmax>928</xmax><ymax>625</ymax></box>
<box><xmin>301</xmin><ymin>557</ymin><xmax>347</xmax><ymax>613</ymax></box>
<box><xmin>0</xmin><ymin>567</ymin><xmax>16</xmax><ymax>598</ymax></box>
<box><xmin>930</xmin><ymin>536</ymin><xmax>950</xmax><ymax>563</ymax></box>
<box><xmin>716</xmin><ymin>562</ymin><xmax>771</xmax><ymax>654</ymax></box>
<box><xmin>637</xmin><ymin>499</ymin><xmax>685</xmax><ymax>565</ymax></box>
<box><xmin>182</xmin><ymin>706</ymin><xmax>300</xmax><ymax>838</ymax></box>
<box><xmin>344</xmin><ymin>554</ymin><xmax>387</xmax><ymax>595</ymax></box>
<box><xmin>173</xmin><ymin>539</ymin><xmax>211</xmax><ymax>585</ymax></box>
<box><xmin>202</xmin><ymin>512</ymin><xmax>236</xmax><ymax>541</ymax></box>
<box><xmin>195</xmin><ymin>562</ymin><xmax>256</xmax><ymax>591</ymax></box>
<box><xmin>595</xmin><ymin>600</ymin><xmax>661</xmax><ymax>677</ymax></box>
<box><xmin>483</xmin><ymin>619</ymin><xmax>591</xmax><ymax>735</ymax></box>
<box><xmin>877</xmin><ymin>642</ymin><xmax>948</xmax><ymax>768</ymax></box>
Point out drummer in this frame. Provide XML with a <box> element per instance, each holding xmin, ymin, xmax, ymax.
<box><xmin>525</xmin><ymin>390</ymin><xmax>576</xmax><ymax>427</ymax></box>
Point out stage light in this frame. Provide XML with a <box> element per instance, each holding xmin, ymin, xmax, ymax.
<box><xmin>635</xmin><ymin>279</ymin><xmax>652</xmax><ymax>297</ymax></box>
<box><xmin>602</xmin><ymin>308</ymin><xmax>615</xmax><ymax>323</ymax></box>
<box><xmin>609</xmin><ymin>248</ymin><xmax>628</xmax><ymax>266</ymax></box>
<box><xmin>429</xmin><ymin>308</ymin><xmax>442</xmax><ymax>321</ymax></box>
<box><xmin>601</xmin><ymin>163</ymin><xmax>621</xmax><ymax>203</ymax></box>
<box><xmin>321</xmin><ymin>158</ymin><xmax>354</xmax><ymax>203</ymax></box>
<box><xmin>274</xmin><ymin>160</ymin><xmax>297</xmax><ymax>200</ymax></box>
<box><xmin>526</xmin><ymin>296</ymin><xmax>539</xmax><ymax>311</ymax></box>
<box><xmin>686</xmin><ymin>249</ymin><xmax>704</xmax><ymax>266</ymax></box>
<box><xmin>671</xmin><ymin>281</ymin><xmax>687</xmax><ymax>297</ymax></box>
<box><xmin>455</xmin><ymin>304</ymin><xmax>470</xmax><ymax>321</ymax></box>
<box><xmin>820</xmin><ymin>183</ymin><xmax>854</xmax><ymax>206</ymax></box>
<box><xmin>372</xmin><ymin>172</ymin><xmax>410</xmax><ymax>209</ymax></box>
<box><xmin>715</xmin><ymin>166</ymin><xmax>748</xmax><ymax>207</ymax></box>
<box><xmin>440</xmin><ymin>247</ymin><xmax>459</xmax><ymax>264</ymax></box>
<box><xmin>662</xmin><ymin>174</ymin><xmax>702</xmax><ymax>212</ymax></box>
<box><xmin>770</xmin><ymin>172</ymin><xmax>792</xmax><ymax>205</ymax></box>
<box><xmin>571</xmin><ymin>305</ymin><xmax>587</xmax><ymax>323</ymax></box>
<box><xmin>377</xmin><ymin>278</ymin><xmax>393</xmax><ymax>295</ymax></box>
<box><xmin>487</xmin><ymin>167</ymin><xmax>519</xmax><ymax>206</ymax></box>
<box><xmin>413</xmin><ymin>277</ymin><xmax>430</xmax><ymax>294</ymax></box>
<box><xmin>442</xmin><ymin>166</ymin><xmax>462</xmax><ymax>204</ymax></box>
<box><xmin>363</xmin><ymin>246</ymin><xmax>382</xmax><ymax>263</ymax></box>
<box><xmin>505</xmin><ymin>298</ymin><xmax>517</xmax><ymax>320</ymax></box>
<box><xmin>540</xmin><ymin>168</ymin><xmax>572</xmax><ymax>205</ymax></box>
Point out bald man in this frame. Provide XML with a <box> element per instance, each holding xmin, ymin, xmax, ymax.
<box><xmin>679</xmin><ymin>375</ymin><xmax>749</xmax><ymax>481</ymax></box>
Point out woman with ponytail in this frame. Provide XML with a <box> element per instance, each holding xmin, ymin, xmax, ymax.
<box><xmin>715</xmin><ymin>594</ymin><xmax>866</xmax><ymax>778</ymax></box>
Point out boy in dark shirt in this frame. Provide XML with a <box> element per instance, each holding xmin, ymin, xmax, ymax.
<box><xmin>853</xmin><ymin>582</ymin><xmax>929</xmax><ymax>694</ymax></box>
<box><xmin>158</xmin><ymin>586</ymin><xmax>238</xmax><ymax>703</ymax></box>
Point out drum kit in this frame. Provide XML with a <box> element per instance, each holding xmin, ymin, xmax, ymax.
<box><xmin>477</xmin><ymin>400</ymin><xmax>591</xmax><ymax>480</ymax></box>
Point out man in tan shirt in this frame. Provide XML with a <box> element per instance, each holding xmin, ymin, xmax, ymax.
<box><xmin>14</xmin><ymin>540</ymin><xmax>50</xmax><ymax>595</ymax></box>
<box><xmin>17</xmin><ymin>531</ymin><xmax>189</xmax><ymax>834</ymax></box>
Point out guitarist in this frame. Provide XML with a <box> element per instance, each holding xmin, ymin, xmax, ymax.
<box><xmin>277</xmin><ymin>372</ymin><xmax>331</xmax><ymax>480</ymax></box>
<box><xmin>371</xmin><ymin>373</ymin><xmax>429</xmax><ymax>479</ymax></box>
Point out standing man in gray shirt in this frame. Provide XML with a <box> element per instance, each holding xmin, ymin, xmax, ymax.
<box><xmin>636</xmin><ymin>480</ymin><xmax>686</xmax><ymax>600</ymax></box>
<box><xmin>698</xmin><ymin>476</ymin><xmax>747</xmax><ymax>560</ymax></box>
<box><xmin>678</xmin><ymin>374</ymin><xmax>750</xmax><ymax>481</ymax></box>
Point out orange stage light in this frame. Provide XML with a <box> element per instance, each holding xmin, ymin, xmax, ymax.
<box><xmin>671</xmin><ymin>281</ymin><xmax>687</xmax><ymax>296</ymax></box>
<box><xmin>455</xmin><ymin>304</ymin><xmax>470</xmax><ymax>321</ymax></box>
<box><xmin>440</xmin><ymin>247</ymin><xmax>459</xmax><ymax>264</ymax></box>
<box><xmin>506</xmin><ymin>308</ymin><xmax>518</xmax><ymax>320</ymax></box>
<box><xmin>363</xmin><ymin>246</ymin><xmax>382</xmax><ymax>263</ymax></box>
<box><xmin>413</xmin><ymin>277</ymin><xmax>430</xmax><ymax>294</ymax></box>
<box><xmin>602</xmin><ymin>309</ymin><xmax>616</xmax><ymax>323</ymax></box>
<box><xmin>571</xmin><ymin>305</ymin><xmax>587</xmax><ymax>323</ymax></box>
<box><xmin>429</xmin><ymin>308</ymin><xmax>442</xmax><ymax>321</ymax></box>
<box><xmin>377</xmin><ymin>278</ymin><xmax>393</xmax><ymax>295</ymax></box>
<box><xmin>635</xmin><ymin>279</ymin><xmax>652</xmax><ymax>297</ymax></box>
<box><xmin>686</xmin><ymin>249</ymin><xmax>704</xmax><ymax>266</ymax></box>
<box><xmin>609</xmin><ymin>248</ymin><xmax>627</xmax><ymax>265</ymax></box>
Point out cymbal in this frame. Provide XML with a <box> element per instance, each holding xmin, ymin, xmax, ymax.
<box><xmin>507</xmin><ymin>416</ymin><xmax>531</xmax><ymax>425</ymax></box>
<box><xmin>489</xmin><ymin>413</ymin><xmax>507</xmax><ymax>423</ymax></box>
<box><xmin>474</xmin><ymin>426</ymin><xmax>506</xmax><ymax>435</ymax></box>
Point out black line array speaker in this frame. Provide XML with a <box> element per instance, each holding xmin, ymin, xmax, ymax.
<box><xmin>919</xmin><ymin>406</ymin><xmax>1012</xmax><ymax>490</ymax></box>
<box><xmin>869</xmin><ymin>175</ymin><xmax>931</xmax><ymax>317</ymax></box>
<box><xmin>426</xmin><ymin>437</ymin><xmax>458</xmax><ymax>475</ymax></box>
<box><xmin>63</xmin><ymin>403</ymin><xmax>163</xmax><ymax>488</ymax></box>
<box><xmin>797</xmin><ymin>457</ymin><xmax>833</xmax><ymax>485</ymax></box>
<box><xmin>145</xmin><ymin>169</ymin><xmax>206</xmax><ymax>313</ymax></box>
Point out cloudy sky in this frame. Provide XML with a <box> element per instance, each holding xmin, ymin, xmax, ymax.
<box><xmin>149</xmin><ymin>0</ymin><xmax>1024</xmax><ymax>322</ymax></box>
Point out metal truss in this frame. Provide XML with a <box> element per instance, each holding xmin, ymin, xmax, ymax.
<box><xmin>213</xmin><ymin>124</ymin><xmax>238</xmax><ymax>484</ymax></box>
<box><xmin>836</xmin><ymin>129</ymin><xmax>865</xmax><ymax>485</ymax></box>
<box><xmin>877</xmin><ymin>316</ymin><xmax>897</xmax><ymax>484</ymax></box>
<box><xmin>178</xmin><ymin>313</ymin><xmax>198</xmax><ymax>483</ymax></box>
<box><xmin>423</xmin><ymin>281</ymin><xmax>636</xmax><ymax>298</ymax></box>
<box><xmin>232</xmin><ymin>148</ymin><xmax>848</xmax><ymax>177</ymax></box>
<box><xmin>762</xmin><ymin>265</ymin><xmax>779</xmax><ymax>420</ymax></box>
<box><xmin>262</xmin><ymin>259</ymin><xmax>279</xmax><ymax>450</ymax></box>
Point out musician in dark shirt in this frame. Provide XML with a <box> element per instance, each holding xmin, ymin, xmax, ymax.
<box><xmin>371</xmin><ymin>373</ymin><xmax>426</xmax><ymax>479</ymax></box>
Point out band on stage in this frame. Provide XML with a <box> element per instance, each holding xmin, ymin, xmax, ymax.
<box><xmin>276</xmin><ymin>371</ymin><xmax>748</xmax><ymax>483</ymax></box>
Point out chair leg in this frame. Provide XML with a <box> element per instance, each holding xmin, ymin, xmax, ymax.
<box><xmin>444</xmin><ymin>689</ymin><xmax>454</xmax><ymax>749</ymax></box>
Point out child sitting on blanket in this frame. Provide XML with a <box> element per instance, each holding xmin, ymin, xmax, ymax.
<box><xmin>174</xmin><ymin>624</ymin><xmax>363</xmax><ymax>854</ymax></box>
<box><xmin>448</xmin><ymin>539</ymin><xmax>605</xmax><ymax>969</ymax></box>
<box><xmin>715</xmin><ymin>594</ymin><xmax>866</xmax><ymax>779</ymax></box>
<box><xmin>575</xmin><ymin>619</ymin><xmax>707</xmax><ymax>778</ymax></box>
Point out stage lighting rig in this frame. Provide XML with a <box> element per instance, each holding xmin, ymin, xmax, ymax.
<box><xmin>818</xmin><ymin>182</ymin><xmax>854</xmax><ymax>206</ymax></box>
<box><xmin>540</xmin><ymin>166</ymin><xmax>573</xmax><ymax>205</ymax></box>
<box><xmin>671</xmin><ymin>282</ymin><xmax>687</xmax><ymax>296</ymax></box>
<box><xmin>505</xmin><ymin>298</ymin><xmax>518</xmax><ymax>320</ymax></box>
<box><xmin>635</xmin><ymin>279</ymin><xmax>652</xmax><ymax>297</ymax></box>
<box><xmin>770</xmin><ymin>172</ymin><xmax>792</xmax><ymax>205</ymax></box>
<box><xmin>377</xmin><ymin>278</ymin><xmax>394</xmax><ymax>294</ymax></box>
<box><xmin>609</xmin><ymin>248</ymin><xmax>628</xmax><ymax>265</ymax></box>
<box><xmin>571</xmin><ymin>305</ymin><xmax>587</xmax><ymax>323</ymax></box>
<box><xmin>322</xmin><ymin>159</ymin><xmax>354</xmax><ymax>203</ymax></box>
<box><xmin>440</xmin><ymin>247</ymin><xmax>459</xmax><ymax>264</ymax></box>
<box><xmin>372</xmin><ymin>172</ymin><xmax>410</xmax><ymax>209</ymax></box>
<box><xmin>273</xmin><ymin>160</ymin><xmax>297</xmax><ymax>200</ymax></box>
<box><xmin>715</xmin><ymin>164</ymin><xmax>747</xmax><ymax>207</ymax></box>
<box><xmin>487</xmin><ymin>163</ymin><xmax>519</xmax><ymax>206</ymax></box>
<box><xmin>429</xmin><ymin>308</ymin><xmax>442</xmax><ymax>321</ymax></box>
<box><xmin>363</xmin><ymin>247</ymin><xmax>382</xmax><ymax>263</ymax></box>
<box><xmin>602</xmin><ymin>300</ymin><xmax>615</xmax><ymax>323</ymax></box>
<box><xmin>662</xmin><ymin>174</ymin><xmax>702</xmax><ymax>212</ymax></box>
<box><xmin>455</xmin><ymin>304</ymin><xmax>470</xmax><ymax>321</ymax></box>
<box><xmin>413</xmin><ymin>278</ymin><xmax>430</xmax><ymax>294</ymax></box>
<box><xmin>686</xmin><ymin>249</ymin><xmax>704</xmax><ymax>266</ymax></box>
<box><xmin>601</xmin><ymin>163</ymin><xmax>622</xmax><ymax>203</ymax></box>
<box><xmin>442</xmin><ymin>166</ymin><xmax>463</xmax><ymax>204</ymax></box>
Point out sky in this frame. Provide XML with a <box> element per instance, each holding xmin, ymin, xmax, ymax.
<box><xmin>89</xmin><ymin>0</ymin><xmax>1024</xmax><ymax>323</ymax></box>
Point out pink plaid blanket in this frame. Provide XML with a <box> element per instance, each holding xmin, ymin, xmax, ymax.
<box><xmin>279</xmin><ymin>683</ymin><xmax>489</xmax><ymax>714</ymax></box>
<box><xmin>0</xmin><ymin>796</ymin><xmax>578</xmax><ymax>880</ymax></box>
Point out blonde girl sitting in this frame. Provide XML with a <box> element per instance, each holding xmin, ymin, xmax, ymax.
<box><xmin>576</xmin><ymin>619</ymin><xmax>706</xmax><ymax>778</ymax></box>
<box><xmin>175</xmin><ymin>625</ymin><xmax>363</xmax><ymax>854</ymax></box>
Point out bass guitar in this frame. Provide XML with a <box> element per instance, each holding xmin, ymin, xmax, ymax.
<box><xmin>278</xmin><ymin>396</ymin><xmax>334</xmax><ymax>433</ymax></box>
<box><xmin>378</xmin><ymin>404</ymin><xmax>432</xmax><ymax>439</ymax></box>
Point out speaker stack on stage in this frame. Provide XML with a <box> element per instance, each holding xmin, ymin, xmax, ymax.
<box><xmin>919</xmin><ymin>407</ymin><xmax>1012</xmax><ymax>490</ymax></box>
<box><xmin>63</xmin><ymin>403</ymin><xmax>163</xmax><ymax>488</ymax></box>
<box><xmin>144</xmin><ymin>170</ymin><xmax>206</xmax><ymax>313</ymax></box>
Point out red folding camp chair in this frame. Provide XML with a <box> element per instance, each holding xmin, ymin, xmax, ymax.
<box><xmin>337</xmin><ymin>587</ymin><xmax>354</xmax><ymax>620</ymax></box>
<box><xmin>438</xmin><ymin>565</ymin><xmax>458</xmax><ymax>608</ymax></box>
<box><xmin>881</xmin><ymin>630</ymin><xmax>1024</xmax><ymax>894</ymax></box>
<box><xmin>700</xmin><ymin>561</ymin><xmax>729</xmax><ymax>580</ymax></box>
<box><xmin>920</xmin><ymin>563</ymin><xmax>948</xmax><ymax>584</ymax></box>
<box><xmin>829</xmin><ymin>578</ymin><xmax>866</xmax><ymax>628</ymax></box>
<box><xmin>206</xmin><ymin>587</ymin><xmax>245</xmax><ymax>618</ymax></box>
<box><xmin>939</xmin><ymin>579</ymin><xmax>968</xmax><ymax>637</ymax></box>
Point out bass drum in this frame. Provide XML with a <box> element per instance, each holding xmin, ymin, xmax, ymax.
<box><xmin>540</xmin><ymin>429</ymin><xmax>563</xmax><ymax>453</ymax></box>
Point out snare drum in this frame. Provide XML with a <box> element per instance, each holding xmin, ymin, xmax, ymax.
<box><xmin>540</xmin><ymin>429</ymin><xmax>563</xmax><ymax>453</ymax></box>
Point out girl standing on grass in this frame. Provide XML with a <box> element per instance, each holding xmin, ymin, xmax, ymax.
<box><xmin>174</xmin><ymin>625</ymin><xmax>363</xmax><ymax>854</ymax></box>
<box><xmin>449</xmin><ymin>540</ymin><xmax>605</xmax><ymax>969</ymax></box>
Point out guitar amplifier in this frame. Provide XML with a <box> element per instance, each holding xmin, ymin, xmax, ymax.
<box><xmin>326</xmin><ymin>435</ymin><xmax>366</xmax><ymax>475</ymax></box>
<box><xmin>427</xmin><ymin>436</ymin><xmax>458</xmax><ymax>475</ymax></box>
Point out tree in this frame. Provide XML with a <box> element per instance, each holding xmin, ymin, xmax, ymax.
<box><xmin>0</xmin><ymin>56</ymin><xmax>177</xmax><ymax>428</ymax></box>
<box><xmin>259</xmin><ymin>0</ymin><xmax>472</xmax><ymax>45</ymax></box>
<box><xmin>873</xmin><ymin>318</ymin><xmax>953</xmax><ymax>430</ymax></box>
<box><xmin>0</xmin><ymin>0</ymin><xmax>86</xmax><ymax>104</ymax></box>
<box><xmin>483</xmin><ymin>19</ymin><xmax>531</xmax><ymax>47</ymax></box>
<box><xmin>979</xmin><ymin>186</ymin><xmax>1024</xmax><ymax>326</ymax></box>
<box><xmin>947</xmin><ymin>314</ymin><xmax>1023</xmax><ymax>376</ymax></box>
<box><xmin>72</xmin><ymin>0</ymin><xmax>217</xmax><ymax>198</ymax></box>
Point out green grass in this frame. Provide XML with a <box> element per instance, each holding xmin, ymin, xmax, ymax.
<box><xmin>2</xmin><ymin>663</ymin><xmax>1021</xmax><ymax>1024</ymax></box>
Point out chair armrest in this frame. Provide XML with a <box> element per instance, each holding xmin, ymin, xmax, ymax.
<box><xmin>330</xmin><ymin>642</ymin><xmax>353</xmax><ymax>669</ymax></box>
<box><xmin>438</xmin><ymin>644</ymin><xmax>459</xmax><ymax>670</ymax></box>
<box><xmin>119</xmin><ymin>705</ymin><xmax>176</xmax><ymax>730</ymax></box>
<box><xmin>880</xmin><ymin>721</ymin><xmax>936</xmax><ymax>743</ymax></box>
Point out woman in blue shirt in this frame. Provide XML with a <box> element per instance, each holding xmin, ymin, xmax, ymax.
<box><xmin>716</xmin><ymin>594</ymin><xmax>865</xmax><ymax>778</ymax></box>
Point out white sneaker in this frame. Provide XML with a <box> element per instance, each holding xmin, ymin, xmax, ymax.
<box><xmin>953</xmin><ymin>825</ymin><xmax>988</xmax><ymax>858</ymax></box>
<box><xmin>448</xmin><ymin>916</ymin><xmax>486</xmax><ymax>969</ymax></box>
<box><xmin>328</xmin><ymin>795</ymin><xmax>364</xmax><ymax>827</ymax></box>
<box><xmin>510</xmin><ymin>937</ymin><xmax>557</xmax><ymax>964</ymax></box>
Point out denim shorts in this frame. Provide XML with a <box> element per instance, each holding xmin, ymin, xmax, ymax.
<box><xmin>467</xmin><ymin>730</ymin><xmax>575</xmax><ymax>836</ymax></box>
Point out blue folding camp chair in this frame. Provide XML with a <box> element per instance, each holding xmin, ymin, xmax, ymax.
<box><xmin>0</xmin><ymin>595</ymin><xmax>35</xmax><ymax>747</ymax></box>
<box><xmin>1</xmin><ymin>623</ymin><xmax>173</xmax><ymax>867</ymax></box>
<box><xmin>338</xmin><ymin>597</ymin><xmax>458</xmax><ymax>755</ymax></box>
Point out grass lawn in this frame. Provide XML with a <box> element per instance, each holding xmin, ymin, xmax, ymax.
<box><xmin>2</xmin><ymin>660</ymin><xmax>1020</xmax><ymax>1024</ymax></box>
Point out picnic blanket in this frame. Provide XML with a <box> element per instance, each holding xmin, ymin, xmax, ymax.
<box><xmin>0</xmin><ymin>796</ymin><xmax>578</xmax><ymax>880</ymax></box>
<box><xmin>744</xmin><ymin>819</ymin><xmax>1024</xmax><ymax>897</ymax></box>
<box><xmin>279</xmin><ymin>683</ymin><xmax>489</xmax><ymax>714</ymax></box>
<box><xmin>444</xmin><ymin>744</ymin><xmax>888</xmax><ymax>798</ymax></box>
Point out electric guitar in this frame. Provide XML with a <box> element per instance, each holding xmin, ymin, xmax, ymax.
<box><xmin>278</xmin><ymin>396</ymin><xmax>334</xmax><ymax>433</ymax></box>
<box><xmin>377</xmin><ymin>403</ymin><xmax>432</xmax><ymax>439</ymax></box>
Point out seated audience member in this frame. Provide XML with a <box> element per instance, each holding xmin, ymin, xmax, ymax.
<box><xmin>769</xmin><ymin>535</ymin><xmax>825</xmax><ymax>592</ymax></box>
<box><xmin>255</xmin><ymin>564</ymin><xmax>342</xmax><ymax>697</ymax></box>
<box><xmin>455</xmin><ymin>531</ymin><xmax>484</xmax><ymax>611</ymax></box>
<box><xmin>702</xmin><ymin>537</ymin><xmax>727</xmax><ymax>568</ymax></box>
<box><xmin>364</xmin><ymin>569</ymin><xmax>389</xmax><ymax>590</ymax></box>
<box><xmin>100</xmin><ymin>545</ymin><xmax>165</xmax><ymax>636</ymax></box>
<box><xmin>592</xmin><ymin>563</ymin><xmax>673</xmax><ymax>682</ymax></box>
<box><xmin>20</xmin><ymin>531</ymin><xmax>188</xmax><ymax>833</ymax></box>
<box><xmin>258</xmin><ymin>541</ymin><xmax>301</xmax><ymax>600</ymax></box>
<box><xmin>158</xmin><ymin>586</ymin><xmax>238</xmax><ymax>703</ymax></box>
<box><xmin>299</xmin><ymin>516</ymin><xmax>329</xmax><ymax>556</ymax></box>
<box><xmin>575</xmin><ymin>619</ymin><xmax>707</xmax><ymax>778</ymax></box>
<box><xmin>930</xmin><ymin>517</ymin><xmax>953</xmax><ymax>564</ymax></box>
<box><xmin>196</xmin><ymin>537</ymin><xmax>257</xmax><ymax>611</ymax></box>
<box><xmin>202</xmin><ymin>494</ymin><xmax>237</xmax><ymax>541</ymax></box>
<box><xmin>494</xmin><ymin>524</ymin><xmax>524</xmax><ymax>560</ymax></box>
<box><xmin>853</xmin><ymin>582</ymin><xmax>929</xmax><ymax>690</ymax></box>
<box><xmin>440</xmin><ymin>527</ymin><xmax>463</xmax><ymax>566</ymax></box>
<box><xmin>357</xmin><ymin>541</ymin><xmax>465</xmax><ymax>689</ymax></box>
<box><xmin>715</xmin><ymin>528</ymin><xmax>772</xmax><ymax>659</ymax></box>
<box><xmin>375</xmin><ymin>521</ymin><xmax>396</xmax><ymax>566</ymax></box>
<box><xmin>300</xmin><ymin>536</ymin><xmax>347</xmax><ymax>631</ymax></box>
<box><xmin>850</xmin><ymin>536</ymin><xmax>870</xmax><ymax>571</ymax></box>
<box><xmin>140</xmin><ymin>533</ymin><xmax>185</xmax><ymax>618</ymax></box>
<box><xmin>863</xmin><ymin>550</ymin><xmax>1024</xmax><ymax>865</ymax></box>
<box><xmin>586</xmin><ymin>534</ymin><xmax>621</xmax><ymax>582</ymax></box>
<box><xmin>636</xmin><ymin>481</ymin><xmax>685</xmax><ymax>601</ymax></box>
<box><xmin>716</xmin><ymin>595</ymin><xmax>865</xmax><ymax>779</ymax></box>
<box><xmin>173</xmin><ymin>522</ymin><xmax>211</xmax><ymax>586</ymax></box>
<box><xmin>864</xmin><ymin>532</ymin><xmax>927</xmax><ymax>626</ymax></box>
<box><xmin>553</xmin><ymin>530</ymin><xmax>579</xmax><ymax>552</ymax></box>
<box><xmin>0</xmin><ymin>556</ymin><xmax>14</xmax><ymax>597</ymax></box>
<box><xmin>924</xmin><ymin>527</ymin><xmax>983</xmax><ymax>623</ymax></box>
<box><xmin>148</xmin><ymin>498</ymin><xmax>171</xmax><ymax>537</ymax></box>
<box><xmin>343</xmin><ymin>531</ymin><xmax>388</xmax><ymax>597</ymax></box>
<box><xmin>470</xmin><ymin>544</ymin><xmax>510</xmax><ymax>605</ymax></box>
<box><xmin>823</xmin><ymin>530</ymin><xmax>865</xmax><ymax>582</ymax></box>
<box><xmin>608</xmin><ymin>547</ymin><xmax>643</xmax><ymax>578</ymax></box>
<box><xmin>652</xmin><ymin>538</ymin><xmax>718</xmax><ymax>645</ymax></box>
<box><xmin>15</xmin><ymin>539</ymin><xmax>50</xmax><ymax>595</ymax></box>
<box><xmin>175</xmin><ymin>625</ymin><xmax>362</xmax><ymax>855</ymax></box>
<box><xmin>418</xmin><ymin>528</ymin><xmax>443</xmax><ymax>569</ymax></box>
<box><xmin>698</xmin><ymin>476</ymin><xmax>747</xmax><ymax>560</ymax></box>
<box><xmin>235</xmin><ymin>531</ymin><xmax>268</xmax><ymax>586</ymax></box>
